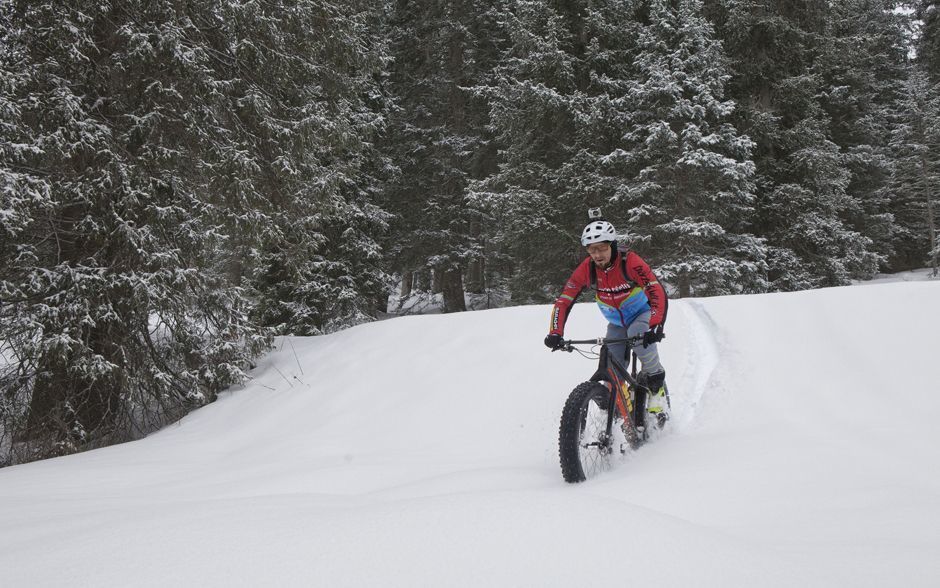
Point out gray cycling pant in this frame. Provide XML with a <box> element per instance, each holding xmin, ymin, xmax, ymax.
<box><xmin>605</xmin><ymin>311</ymin><xmax>664</xmax><ymax>378</ymax></box>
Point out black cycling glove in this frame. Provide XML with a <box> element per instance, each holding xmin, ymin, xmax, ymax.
<box><xmin>642</xmin><ymin>325</ymin><xmax>665</xmax><ymax>348</ymax></box>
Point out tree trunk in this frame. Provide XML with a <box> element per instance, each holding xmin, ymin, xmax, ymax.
<box><xmin>400</xmin><ymin>271</ymin><xmax>414</xmax><ymax>299</ymax></box>
<box><xmin>22</xmin><ymin>204</ymin><xmax>123</xmax><ymax>448</ymax></box>
<box><xmin>678</xmin><ymin>270</ymin><xmax>692</xmax><ymax>298</ymax></box>
<box><xmin>415</xmin><ymin>269</ymin><xmax>431</xmax><ymax>292</ymax></box>
<box><xmin>431</xmin><ymin>269</ymin><xmax>443</xmax><ymax>294</ymax></box>
<box><xmin>225</xmin><ymin>236</ymin><xmax>245</xmax><ymax>286</ymax></box>
<box><xmin>925</xmin><ymin>154</ymin><xmax>938</xmax><ymax>277</ymax></box>
<box><xmin>467</xmin><ymin>220</ymin><xmax>485</xmax><ymax>294</ymax></box>
<box><xmin>467</xmin><ymin>257</ymin><xmax>485</xmax><ymax>294</ymax></box>
<box><xmin>467</xmin><ymin>218</ymin><xmax>486</xmax><ymax>294</ymax></box>
<box><xmin>225</xmin><ymin>256</ymin><xmax>244</xmax><ymax>286</ymax></box>
<box><xmin>23</xmin><ymin>359</ymin><xmax>70</xmax><ymax>441</ymax></box>
<box><xmin>441</xmin><ymin>268</ymin><xmax>467</xmax><ymax>313</ymax></box>
<box><xmin>25</xmin><ymin>329</ymin><xmax>122</xmax><ymax>448</ymax></box>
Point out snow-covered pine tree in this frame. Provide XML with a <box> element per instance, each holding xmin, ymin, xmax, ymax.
<box><xmin>470</xmin><ymin>0</ymin><xmax>647</xmax><ymax>301</ymax></box>
<box><xmin>812</xmin><ymin>0</ymin><xmax>911</xmax><ymax>270</ymax></box>
<box><xmin>215</xmin><ymin>0</ymin><xmax>392</xmax><ymax>334</ymax></box>
<box><xmin>917</xmin><ymin>0</ymin><xmax>940</xmax><ymax>83</ymax></box>
<box><xmin>706</xmin><ymin>0</ymin><xmax>881</xmax><ymax>289</ymax></box>
<box><xmin>0</xmin><ymin>1</ymin><xmax>271</xmax><ymax>462</ymax></box>
<box><xmin>890</xmin><ymin>68</ymin><xmax>940</xmax><ymax>275</ymax></box>
<box><xmin>618</xmin><ymin>0</ymin><xmax>767</xmax><ymax>298</ymax></box>
<box><xmin>914</xmin><ymin>0</ymin><xmax>940</xmax><ymax>276</ymax></box>
<box><xmin>383</xmin><ymin>0</ymin><xmax>504</xmax><ymax>312</ymax></box>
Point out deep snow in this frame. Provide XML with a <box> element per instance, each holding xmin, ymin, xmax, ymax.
<box><xmin>1</xmin><ymin>280</ymin><xmax>939</xmax><ymax>587</ymax></box>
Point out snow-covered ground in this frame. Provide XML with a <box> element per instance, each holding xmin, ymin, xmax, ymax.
<box><xmin>852</xmin><ymin>267</ymin><xmax>938</xmax><ymax>284</ymax></box>
<box><xmin>1</xmin><ymin>279</ymin><xmax>939</xmax><ymax>587</ymax></box>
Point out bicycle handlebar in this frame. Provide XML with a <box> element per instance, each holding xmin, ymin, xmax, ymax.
<box><xmin>554</xmin><ymin>335</ymin><xmax>645</xmax><ymax>352</ymax></box>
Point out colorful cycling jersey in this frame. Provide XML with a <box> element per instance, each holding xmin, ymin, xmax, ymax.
<box><xmin>549</xmin><ymin>249</ymin><xmax>667</xmax><ymax>335</ymax></box>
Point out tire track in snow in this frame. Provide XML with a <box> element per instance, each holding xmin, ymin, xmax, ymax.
<box><xmin>670</xmin><ymin>299</ymin><xmax>723</xmax><ymax>431</ymax></box>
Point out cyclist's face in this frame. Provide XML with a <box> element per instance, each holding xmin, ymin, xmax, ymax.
<box><xmin>586</xmin><ymin>242</ymin><xmax>612</xmax><ymax>266</ymax></box>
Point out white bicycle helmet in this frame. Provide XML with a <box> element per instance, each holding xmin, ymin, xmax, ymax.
<box><xmin>581</xmin><ymin>220</ymin><xmax>617</xmax><ymax>246</ymax></box>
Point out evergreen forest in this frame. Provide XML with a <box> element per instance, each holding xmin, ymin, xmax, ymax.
<box><xmin>2</xmin><ymin>0</ymin><xmax>938</xmax><ymax>464</ymax></box>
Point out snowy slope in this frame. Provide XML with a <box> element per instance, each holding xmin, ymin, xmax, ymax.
<box><xmin>1</xmin><ymin>281</ymin><xmax>939</xmax><ymax>587</ymax></box>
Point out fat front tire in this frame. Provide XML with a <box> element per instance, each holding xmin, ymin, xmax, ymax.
<box><xmin>558</xmin><ymin>382</ymin><xmax>614</xmax><ymax>483</ymax></box>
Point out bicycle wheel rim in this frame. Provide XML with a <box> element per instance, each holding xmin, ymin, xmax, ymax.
<box><xmin>576</xmin><ymin>392</ymin><xmax>614</xmax><ymax>479</ymax></box>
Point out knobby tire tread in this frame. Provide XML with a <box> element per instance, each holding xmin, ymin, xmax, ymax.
<box><xmin>558</xmin><ymin>381</ymin><xmax>609</xmax><ymax>483</ymax></box>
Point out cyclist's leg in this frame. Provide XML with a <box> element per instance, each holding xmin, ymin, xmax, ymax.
<box><xmin>605</xmin><ymin>322</ymin><xmax>631</xmax><ymax>375</ymax></box>
<box><xmin>605</xmin><ymin>322</ymin><xmax>634</xmax><ymax>431</ymax></box>
<box><xmin>626</xmin><ymin>311</ymin><xmax>663</xmax><ymax>377</ymax></box>
<box><xmin>628</xmin><ymin>312</ymin><xmax>668</xmax><ymax>425</ymax></box>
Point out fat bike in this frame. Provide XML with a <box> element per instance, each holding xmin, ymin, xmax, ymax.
<box><xmin>556</xmin><ymin>336</ymin><xmax>671</xmax><ymax>483</ymax></box>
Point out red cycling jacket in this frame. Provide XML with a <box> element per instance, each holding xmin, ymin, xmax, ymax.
<box><xmin>549</xmin><ymin>248</ymin><xmax>667</xmax><ymax>335</ymax></box>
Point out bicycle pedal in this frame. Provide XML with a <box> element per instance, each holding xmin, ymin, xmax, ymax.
<box><xmin>656</xmin><ymin>412</ymin><xmax>670</xmax><ymax>429</ymax></box>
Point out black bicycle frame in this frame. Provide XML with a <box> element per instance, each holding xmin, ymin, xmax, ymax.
<box><xmin>565</xmin><ymin>336</ymin><xmax>649</xmax><ymax>434</ymax></box>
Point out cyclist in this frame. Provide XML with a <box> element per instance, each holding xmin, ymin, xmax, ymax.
<box><xmin>544</xmin><ymin>219</ymin><xmax>669</xmax><ymax>424</ymax></box>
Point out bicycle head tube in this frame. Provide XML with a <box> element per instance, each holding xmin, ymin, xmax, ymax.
<box><xmin>589</xmin><ymin>344</ymin><xmax>610</xmax><ymax>384</ymax></box>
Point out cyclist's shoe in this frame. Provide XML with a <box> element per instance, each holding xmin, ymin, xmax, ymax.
<box><xmin>647</xmin><ymin>386</ymin><xmax>670</xmax><ymax>429</ymax></box>
<box><xmin>639</xmin><ymin>371</ymin><xmax>669</xmax><ymax>429</ymax></box>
